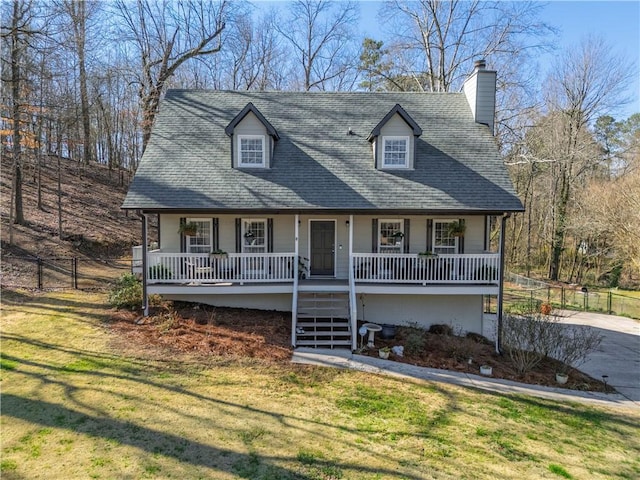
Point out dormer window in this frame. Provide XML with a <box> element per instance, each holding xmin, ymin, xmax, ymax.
<box><xmin>368</xmin><ymin>104</ymin><xmax>422</xmax><ymax>171</ymax></box>
<box><xmin>239</xmin><ymin>135</ymin><xmax>265</xmax><ymax>167</ymax></box>
<box><xmin>382</xmin><ymin>136</ymin><xmax>409</xmax><ymax>168</ymax></box>
<box><xmin>226</xmin><ymin>103</ymin><xmax>279</xmax><ymax>169</ymax></box>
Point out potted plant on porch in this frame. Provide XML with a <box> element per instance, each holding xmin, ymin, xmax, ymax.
<box><xmin>210</xmin><ymin>249</ymin><xmax>228</xmax><ymax>259</ymax></box>
<box><xmin>379</xmin><ymin>346</ymin><xmax>391</xmax><ymax>359</ymax></box>
<box><xmin>391</xmin><ymin>231</ymin><xmax>405</xmax><ymax>242</ymax></box>
<box><xmin>448</xmin><ymin>221</ymin><xmax>466</xmax><ymax>237</ymax></box>
<box><xmin>178</xmin><ymin>222</ymin><xmax>199</xmax><ymax>236</ymax></box>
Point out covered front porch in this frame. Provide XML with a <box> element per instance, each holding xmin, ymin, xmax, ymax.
<box><xmin>135</xmin><ymin>212</ymin><xmax>508</xmax><ymax>349</ymax></box>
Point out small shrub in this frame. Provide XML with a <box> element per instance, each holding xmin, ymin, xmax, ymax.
<box><xmin>502</xmin><ymin>313</ymin><xmax>563</xmax><ymax>374</ymax></box>
<box><xmin>551</xmin><ymin>325</ymin><xmax>603</xmax><ymax>374</ymax></box>
<box><xmin>156</xmin><ymin>310</ymin><xmax>180</xmax><ymax>333</ymax></box>
<box><xmin>502</xmin><ymin>313</ymin><xmax>602</xmax><ymax>376</ymax></box>
<box><xmin>108</xmin><ymin>273</ymin><xmax>142</xmax><ymax>310</ymax></box>
<box><xmin>440</xmin><ymin>334</ymin><xmax>487</xmax><ymax>362</ymax></box>
<box><xmin>540</xmin><ymin>302</ymin><xmax>552</xmax><ymax>315</ymax></box>
<box><xmin>466</xmin><ymin>332</ymin><xmax>491</xmax><ymax>345</ymax></box>
<box><xmin>429</xmin><ymin>324</ymin><xmax>453</xmax><ymax>336</ymax></box>
<box><xmin>405</xmin><ymin>335</ymin><xmax>425</xmax><ymax>356</ymax></box>
<box><xmin>402</xmin><ymin>324</ymin><xmax>428</xmax><ymax>356</ymax></box>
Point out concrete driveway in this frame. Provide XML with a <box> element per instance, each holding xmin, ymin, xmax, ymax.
<box><xmin>556</xmin><ymin>310</ymin><xmax>640</xmax><ymax>402</ymax></box>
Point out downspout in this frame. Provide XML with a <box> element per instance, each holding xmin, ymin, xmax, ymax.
<box><xmin>291</xmin><ymin>214</ymin><xmax>300</xmax><ymax>347</ymax></box>
<box><xmin>495</xmin><ymin>212</ymin><xmax>510</xmax><ymax>354</ymax></box>
<box><xmin>142</xmin><ymin>213</ymin><xmax>149</xmax><ymax>316</ymax></box>
<box><xmin>348</xmin><ymin>214</ymin><xmax>357</xmax><ymax>351</ymax></box>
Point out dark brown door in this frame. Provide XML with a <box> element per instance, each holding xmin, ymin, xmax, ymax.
<box><xmin>310</xmin><ymin>221</ymin><xmax>335</xmax><ymax>276</ymax></box>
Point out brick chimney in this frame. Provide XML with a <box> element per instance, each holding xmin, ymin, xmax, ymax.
<box><xmin>462</xmin><ymin>59</ymin><xmax>497</xmax><ymax>135</ymax></box>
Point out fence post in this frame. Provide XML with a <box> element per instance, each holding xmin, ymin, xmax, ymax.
<box><xmin>608</xmin><ymin>291</ymin><xmax>612</xmax><ymax>314</ymax></box>
<box><xmin>583</xmin><ymin>289</ymin><xmax>588</xmax><ymax>311</ymax></box>
<box><xmin>547</xmin><ymin>286</ymin><xmax>550</xmax><ymax>304</ymax></box>
<box><xmin>530</xmin><ymin>290</ymin><xmax>534</xmax><ymax>311</ymax></box>
<box><xmin>561</xmin><ymin>287</ymin><xmax>565</xmax><ymax>310</ymax></box>
<box><xmin>72</xmin><ymin>257</ymin><xmax>78</xmax><ymax>289</ymax></box>
<box><xmin>37</xmin><ymin>257</ymin><xmax>43</xmax><ymax>289</ymax></box>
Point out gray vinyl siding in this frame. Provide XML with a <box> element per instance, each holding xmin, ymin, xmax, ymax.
<box><xmin>463</xmin><ymin>69</ymin><xmax>497</xmax><ymax>134</ymax></box>
<box><xmin>233</xmin><ymin>111</ymin><xmax>270</xmax><ymax>168</ymax></box>
<box><xmin>377</xmin><ymin>114</ymin><xmax>415</xmax><ymax>169</ymax></box>
<box><xmin>157</xmin><ymin>213</ymin><xmax>488</xmax><ymax>276</ymax></box>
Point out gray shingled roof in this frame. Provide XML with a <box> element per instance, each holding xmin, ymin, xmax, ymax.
<box><xmin>122</xmin><ymin>90</ymin><xmax>523</xmax><ymax>213</ymax></box>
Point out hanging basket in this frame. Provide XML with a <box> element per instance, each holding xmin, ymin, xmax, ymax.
<box><xmin>178</xmin><ymin>222</ymin><xmax>198</xmax><ymax>236</ymax></box>
<box><xmin>448</xmin><ymin>221</ymin><xmax>466</xmax><ymax>237</ymax></box>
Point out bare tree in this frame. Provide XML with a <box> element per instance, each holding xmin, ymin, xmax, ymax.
<box><xmin>1</xmin><ymin>0</ymin><xmax>41</xmax><ymax>228</ymax></box>
<box><xmin>275</xmin><ymin>0</ymin><xmax>359</xmax><ymax>91</ymax></box>
<box><xmin>382</xmin><ymin>0</ymin><xmax>554</xmax><ymax>93</ymax></box>
<box><xmin>544</xmin><ymin>36</ymin><xmax>634</xmax><ymax>280</ymax></box>
<box><xmin>223</xmin><ymin>10</ymin><xmax>287</xmax><ymax>91</ymax></box>
<box><xmin>113</xmin><ymin>0</ymin><xmax>228</xmax><ymax>151</ymax></box>
<box><xmin>61</xmin><ymin>0</ymin><xmax>99</xmax><ymax>164</ymax></box>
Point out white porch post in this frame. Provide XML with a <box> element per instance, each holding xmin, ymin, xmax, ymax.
<box><xmin>142</xmin><ymin>213</ymin><xmax>149</xmax><ymax>316</ymax></box>
<box><xmin>291</xmin><ymin>214</ymin><xmax>300</xmax><ymax>347</ymax></box>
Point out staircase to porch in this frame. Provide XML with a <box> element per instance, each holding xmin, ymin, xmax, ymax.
<box><xmin>295</xmin><ymin>292</ymin><xmax>351</xmax><ymax>348</ymax></box>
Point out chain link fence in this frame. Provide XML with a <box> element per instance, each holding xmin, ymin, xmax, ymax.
<box><xmin>1</xmin><ymin>255</ymin><xmax>131</xmax><ymax>291</ymax></box>
<box><xmin>505</xmin><ymin>273</ymin><xmax>640</xmax><ymax>320</ymax></box>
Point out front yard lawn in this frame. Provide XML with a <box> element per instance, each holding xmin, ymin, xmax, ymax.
<box><xmin>2</xmin><ymin>289</ymin><xmax>639</xmax><ymax>479</ymax></box>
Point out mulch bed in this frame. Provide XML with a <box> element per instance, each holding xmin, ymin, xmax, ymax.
<box><xmin>109</xmin><ymin>302</ymin><xmax>611</xmax><ymax>392</ymax></box>
<box><xmin>364</xmin><ymin>326</ymin><xmax>611</xmax><ymax>392</ymax></box>
<box><xmin>109</xmin><ymin>302</ymin><xmax>292</xmax><ymax>363</ymax></box>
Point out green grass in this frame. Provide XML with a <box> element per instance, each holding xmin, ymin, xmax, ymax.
<box><xmin>2</xmin><ymin>288</ymin><xmax>639</xmax><ymax>479</ymax></box>
<box><xmin>549</xmin><ymin>463</ymin><xmax>573</xmax><ymax>478</ymax></box>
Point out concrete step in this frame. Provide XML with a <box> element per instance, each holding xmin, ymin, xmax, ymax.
<box><xmin>296</xmin><ymin>339</ymin><xmax>352</xmax><ymax>347</ymax></box>
<box><xmin>297</xmin><ymin>321</ymin><xmax>350</xmax><ymax>328</ymax></box>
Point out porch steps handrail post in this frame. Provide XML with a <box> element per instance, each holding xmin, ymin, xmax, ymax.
<box><xmin>292</xmin><ymin>214</ymin><xmax>300</xmax><ymax>347</ymax></box>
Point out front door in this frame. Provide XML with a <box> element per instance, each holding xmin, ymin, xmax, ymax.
<box><xmin>310</xmin><ymin>221</ymin><xmax>335</xmax><ymax>276</ymax></box>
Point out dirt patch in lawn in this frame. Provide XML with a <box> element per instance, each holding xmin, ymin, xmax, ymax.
<box><xmin>109</xmin><ymin>302</ymin><xmax>611</xmax><ymax>392</ymax></box>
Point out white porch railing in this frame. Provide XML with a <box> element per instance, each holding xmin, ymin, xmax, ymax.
<box><xmin>147</xmin><ymin>252</ymin><xmax>297</xmax><ymax>284</ymax></box>
<box><xmin>132</xmin><ymin>246</ymin><xmax>160</xmax><ymax>273</ymax></box>
<box><xmin>352</xmin><ymin>253</ymin><xmax>500</xmax><ymax>284</ymax></box>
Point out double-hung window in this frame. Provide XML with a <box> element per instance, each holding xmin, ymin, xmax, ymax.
<box><xmin>242</xmin><ymin>219</ymin><xmax>266</xmax><ymax>253</ymax></box>
<box><xmin>379</xmin><ymin>219</ymin><xmax>403</xmax><ymax>253</ymax></box>
<box><xmin>433</xmin><ymin>220</ymin><xmax>457</xmax><ymax>254</ymax></box>
<box><xmin>186</xmin><ymin>219</ymin><xmax>212</xmax><ymax>253</ymax></box>
<box><xmin>382</xmin><ymin>136</ymin><xmax>409</xmax><ymax>168</ymax></box>
<box><xmin>238</xmin><ymin>135</ymin><xmax>265</xmax><ymax>167</ymax></box>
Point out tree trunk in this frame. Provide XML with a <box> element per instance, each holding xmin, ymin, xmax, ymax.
<box><xmin>10</xmin><ymin>0</ymin><xmax>25</xmax><ymax>225</ymax></box>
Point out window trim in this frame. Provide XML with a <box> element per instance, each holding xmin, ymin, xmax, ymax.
<box><xmin>378</xmin><ymin>218</ymin><xmax>404</xmax><ymax>253</ymax></box>
<box><xmin>237</xmin><ymin>134</ymin><xmax>266</xmax><ymax>167</ymax></box>
<box><xmin>185</xmin><ymin>218</ymin><xmax>213</xmax><ymax>253</ymax></box>
<box><xmin>433</xmin><ymin>219</ymin><xmax>458</xmax><ymax>254</ymax></box>
<box><xmin>241</xmin><ymin>218</ymin><xmax>267</xmax><ymax>253</ymax></box>
<box><xmin>381</xmin><ymin>136</ymin><xmax>409</xmax><ymax>169</ymax></box>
